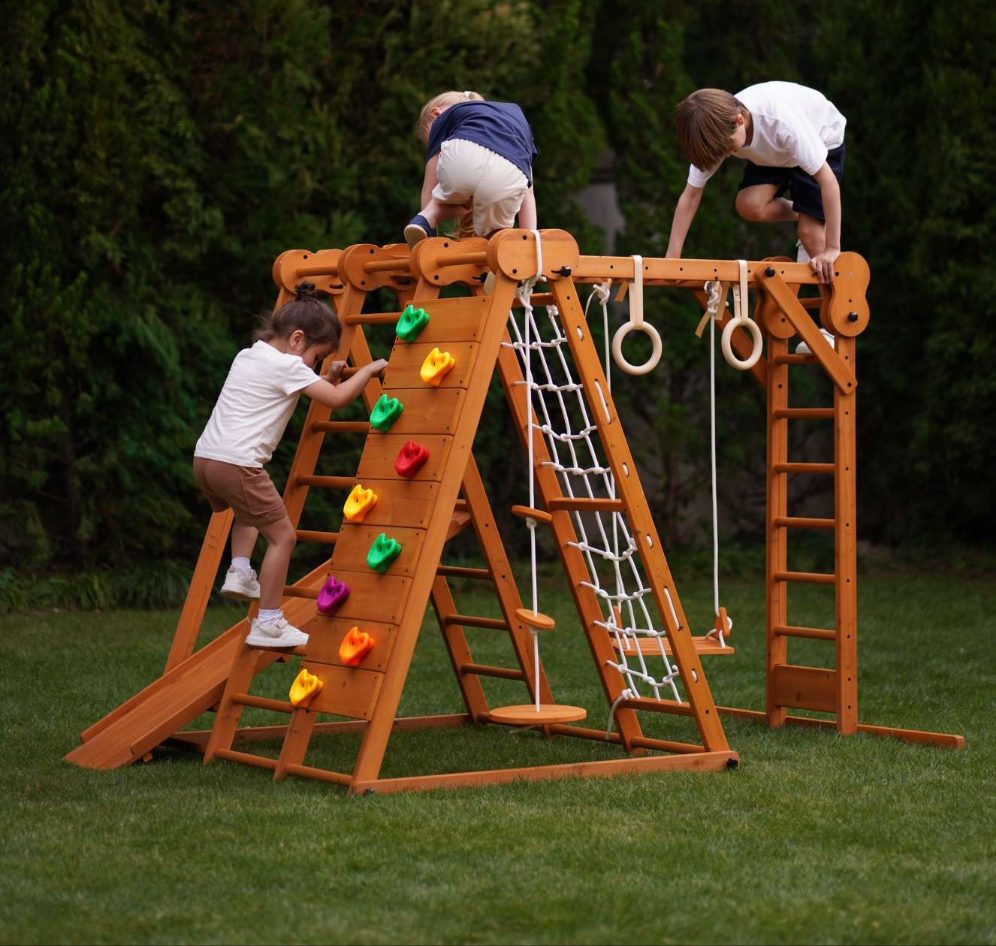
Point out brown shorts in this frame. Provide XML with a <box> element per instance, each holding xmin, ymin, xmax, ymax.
<box><xmin>192</xmin><ymin>457</ymin><xmax>288</xmax><ymax>528</ymax></box>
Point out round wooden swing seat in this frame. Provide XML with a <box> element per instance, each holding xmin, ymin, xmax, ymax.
<box><xmin>489</xmin><ymin>704</ymin><xmax>587</xmax><ymax>726</ymax></box>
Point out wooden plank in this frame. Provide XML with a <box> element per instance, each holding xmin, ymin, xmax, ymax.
<box><xmin>611</xmin><ymin>637</ymin><xmax>735</xmax><ymax>657</ymax></box>
<box><xmin>314</xmin><ymin>570</ymin><xmax>412</xmax><ymax>625</ymax></box>
<box><xmin>835</xmin><ymin>336</ymin><xmax>859</xmax><ymax>733</ymax></box>
<box><xmin>394</xmin><ymin>294</ymin><xmax>491</xmax><ymax>342</ymax></box>
<box><xmin>331</xmin><ymin>523</ymin><xmax>426</xmax><ymax>577</ymax></box>
<box><xmin>351</xmin><ymin>750</ymin><xmax>739</xmax><ymax>795</ymax></box>
<box><xmin>356</xmin><ymin>433</ymin><xmax>453</xmax><ymax>481</ymax></box>
<box><xmin>575</xmin><ymin>254</ymin><xmax>821</xmax><ymax>286</ymax></box>
<box><xmin>302</xmin><ymin>661</ymin><xmax>385</xmax><ymax>720</ymax></box>
<box><xmin>766</xmin><ymin>338</ymin><xmax>790</xmax><ymax>728</ymax></box>
<box><xmin>298</xmin><ymin>616</ymin><xmax>397</xmax><ymax>671</ymax></box>
<box><xmin>383</xmin><ymin>341</ymin><xmax>479</xmax><ymax>389</ymax></box>
<box><xmin>714</xmin><ymin>707</ymin><xmax>965</xmax><ymax>749</ymax></box>
<box><xmin>341</xmin><ymin>479</ymin><xmax>439</xmax><ymax>529</ymax></box>
<box><xmin>370</xmin><ymin>387</ymin><xmax>465</xmax><ymax>436</ymax></box>
<box><xmin>165</xmin><ymin>509</ymin><xmax>234</xmax><ymax>671</ymax></box>
<box><xmin>772</xmin><ymin>665</ymin><xmax>837</xmax><ymax>714</ymax></box>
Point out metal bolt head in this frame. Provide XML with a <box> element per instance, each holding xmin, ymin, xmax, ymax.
<box><xmin>765</xmin><ymin>266</ymin><xmax>776</xmax><ymax>277</ymax></box>
<box><xmin>847</xmin><ymin>311</ymin><xmax>859</xmax><ymax>322</ymax></box>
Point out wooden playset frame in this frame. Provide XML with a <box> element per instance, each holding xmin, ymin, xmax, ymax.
<box><xmin>65</xmin><ymin>229</ymin><xmax>963</xmax><ymax>795</ymax></box>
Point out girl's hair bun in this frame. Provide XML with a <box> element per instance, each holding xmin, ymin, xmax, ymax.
<box><xmin>294</xmin><ymin>281</ymin><xmax>318</xmax><ymax>299</ymax></box>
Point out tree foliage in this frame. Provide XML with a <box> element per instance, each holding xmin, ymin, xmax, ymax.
<box><xmin>0</xmin><ymin>0</ymin><xmax>993</xmax><ymax>576</ymax></box>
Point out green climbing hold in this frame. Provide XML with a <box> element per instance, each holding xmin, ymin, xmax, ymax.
<box><xmin>369</xmin><ymin>394</ymin><xmax>404</xmax><ymax>431</ymax></box>
<box><xmin>367</xmin><ymin>533</ymin><xmax>402</xmax><ymax>573</ymax></box>
<box><xmin>396</xmin><ymin>304</ymin><xmax>430</xmax><ymax>341</ymax></box>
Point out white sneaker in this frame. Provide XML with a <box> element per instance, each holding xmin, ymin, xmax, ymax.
<box><xmin>220</xmin><ymin>566</ymin><xmax>260</xmax><ymax>601</ymax></box>
<box><xmin>245</xmin><ymin>615</ymin><xmax>308</xmax><ymax>649</ymax></box>
<box><xmin>796</xmin><ymin>328</ymin><xmax>836</xmax><ymax>355</ymax></box>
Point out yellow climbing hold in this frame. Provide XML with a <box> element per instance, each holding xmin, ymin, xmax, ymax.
<box><xmin>289</xmin><ymin>668</ymin><xmax>323</xmax><ymax>708</ymax></box>
<box><xmin>343</xmin><ymin>484</ymin><xmax>378</xmax><ymax>523</ymax></box>
<box><xmin>419</xmin><ymin>348</ymin><xmax>456</xmax><ymax>387</ymax></box>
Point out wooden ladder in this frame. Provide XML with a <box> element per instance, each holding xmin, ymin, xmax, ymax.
<box><xmin>757</xmin><ymin>266</ymin><xmax>859</xmax><ymax>733</ymax></box>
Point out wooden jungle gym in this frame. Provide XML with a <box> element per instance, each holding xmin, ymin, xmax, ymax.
<box><xmin>65</xmin><ymin>229</ymin><xmax>964</xmax><ymax>794</ymax></box>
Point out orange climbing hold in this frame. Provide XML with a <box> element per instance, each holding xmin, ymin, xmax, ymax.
<box><xmin>343</xmin><ymin>484</ymin><xmax>378</xmax><ymax>523</ymax></box>
<box><xmin>419</xmin><ymin>348</ymin><xmax>456</xmax><ymax>387</ymax></box>
<box><xmin>339</xmin><ymin>627</ymin><xmax>374</xmax><ymax>667</ymax></box>
<box><xmin>289</xmin><ymin>668</ymin><xmax>323</xmax><ymax>708</ymax></box>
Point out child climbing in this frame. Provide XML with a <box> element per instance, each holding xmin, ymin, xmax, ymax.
<box><xmin>193</xmin><ymin>282</ymin><xmax>388</xmax><ymax>648</ymax></box>
<box><xmin>405</xmin><ymin>90</ymin><xmax>538</xmax><ymax>246</ymax></box>
<box><xmin>666</xmin><ymin>82</ymin><xmax>846</xmax><ymax>289</ymax></box>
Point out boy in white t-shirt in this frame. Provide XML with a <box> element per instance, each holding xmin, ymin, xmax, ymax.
<box><xmin>193</xmin><ymin>282</ymin><xmax>387</xmax><ymax>648</ymax></box>
<box><xmin>666</xmin><ymin>82</ymin><xmax>846</xmax><ymax>286</ymax></box>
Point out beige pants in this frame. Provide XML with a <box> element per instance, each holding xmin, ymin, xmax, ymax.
<box><xmin>432</xmin><ymin>138</ymin><xmax>529</xmax><ymax>237</ymax></box>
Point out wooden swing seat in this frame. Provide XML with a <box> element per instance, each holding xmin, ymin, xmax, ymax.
<box><xmin>612</xmin><ymin>636</ymin><xmax>735</xmax><ymax>657</ymax></box>
<box><xmin>489</xmin><ymin>704</ymin><xmax>588</xmax><ymax>726</ymax></box>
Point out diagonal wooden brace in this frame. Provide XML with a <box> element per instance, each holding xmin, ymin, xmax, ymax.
<box><xmin>757</xmin><ymin>268</ymin><xmax>857</xmax><ymax>394</ymax></box>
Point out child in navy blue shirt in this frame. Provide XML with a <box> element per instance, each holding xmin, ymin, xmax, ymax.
<box><xmin>405</xmin><ymin>90</ymin><xmax>538</xmax><ymax>246</ymax></box>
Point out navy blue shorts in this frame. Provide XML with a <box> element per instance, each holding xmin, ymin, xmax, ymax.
<box><xmin>737</xmin><ymin>144</ymin><xmax>845</xmax><ymax>222</ymax></box>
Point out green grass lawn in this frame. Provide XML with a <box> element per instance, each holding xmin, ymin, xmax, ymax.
<box><xmin>2</xmin><ymin>575</ymin><xmax>994</xmax><ymax>945</ymax></box>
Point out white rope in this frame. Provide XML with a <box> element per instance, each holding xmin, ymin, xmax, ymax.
<box><xmin>516</xmin><ymin>230</ymin><xmax>545</xmax><ymax>713</ymax></box>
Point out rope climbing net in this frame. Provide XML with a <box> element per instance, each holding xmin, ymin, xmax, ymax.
<box><xmin>504</xmin><ymin>288</ymin><xmax>687</xmax><ymax>707</ymax></box>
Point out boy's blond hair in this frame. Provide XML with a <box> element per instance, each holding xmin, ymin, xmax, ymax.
<box><xmin>675</xmin><ymin>88</ymin><xmax>746</xmax><ymax>172</ymax></box>
<box><xmin>417</xmin><ymin>90</ymin><xmax>485</xmax><ymax>142</ymax></box>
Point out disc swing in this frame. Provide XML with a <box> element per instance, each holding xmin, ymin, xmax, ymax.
<box><xmin>489</xmin><ymin>233</ymin><xmax>587</xmax><ymax>728</ymax></box>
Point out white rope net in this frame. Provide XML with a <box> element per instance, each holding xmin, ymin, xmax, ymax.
<box><xmin>504</xmin><ymin>288</ymin><xmax>688</xmax><ymax>710</ymax></box>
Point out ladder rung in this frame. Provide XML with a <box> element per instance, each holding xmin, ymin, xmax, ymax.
<box><xmin>799</xmin><ymin>296</ymin><xmax>823</xmax><ymax>309</ymax></box>
<box><xmin>213</xmin><ymin>747</ymin><xmax>278</xmax><ymax>771</ymax></box>
<box><xmin>437</xmin><ymin>565</ymin><xmax>493</xmax><ymax>580</ymax></box>
<box><xmin>773</xmin><ymin>570</ymin><xmax>836</xmax><ymax>585</ymax></box>
<box><xmin>774</xmin><ymin>354</ymin><xmax>817</xmax><ymax>365</ymax></box>
<box><xmin>283</xmin><ymin>584</ymin><xmax>321</xmax><ymax>599</ymax></box>
<box><xmin>773</xmin><ymin>516</ymin><xmax>836</xmax><ymax>530</ymax></box>
<box><xmin>773</xmin><ymin>625</ymin><xmax>837</xmax><ymax>641</ymax></box>
<box><xmin>547</xmin><ymin>497</ymin><xmax>624</xmax><ymax>513</ymax></box>
<box><xmin>460</xmin><ymin>662</ymin><xmax>526</xmax><ymax>681</ymax></box>
<box><xmin>296</xmin><ymin>475</ymin><xmax>356</xmax><ymax>490</ymax></box>
<box><xmin>773</xmin><ymin>408</ymin><xmax>834</xmax><ymax>420</ymax></box>
<box><xmin>444</xmin><ymin>614</ymin><xmax>509</xmax><ymax>631</ymax></box>
<box><xmin>230</xmin><ymin>694</ymin><xmax>294</xmax><ymax>714</ymax></box>
<box><xmin>343</xmin><ymin>312</ymin><xmax>404</xmax><ymax>326</ymax></box>
<box><xmin>295</xmin><ymin>530</ymin><xmax>339</xmax><ymax>544</ymax></box>
<box><xmin>454</xmin><ymin>498</ymin><xmax>469</xmax><ymax>511</ymax></box>
<box><xmin>311</xmin><ymin>421</ymin><xmax>371</xmax><ymax>434</ymax></box>
<box><xmin>774</xmin><ymin>462</ymin><xmax>835</xmax><ymax>475</ymax></box>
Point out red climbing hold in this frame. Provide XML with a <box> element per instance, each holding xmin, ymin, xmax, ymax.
<box><xmin>394</xmin><ymin>440</ymin><xmax>430</xmax><ymax>478</ymax></box>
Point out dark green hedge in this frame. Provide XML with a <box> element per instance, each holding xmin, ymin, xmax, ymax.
<box><xmin>1</xmin><ymin>0</ymin><xmax>993</xmax><ymax>576</ymax></box>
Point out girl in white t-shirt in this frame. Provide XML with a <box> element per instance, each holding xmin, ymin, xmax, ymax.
<box><xmin>194</xmin><ymin>282</ymin><xmax>387</xmax><ymax>648</ymax></box>
<box><xmin>666</xmin><ymin>83</ymin><xmax>846</xmax><ymax>288</ymax></box>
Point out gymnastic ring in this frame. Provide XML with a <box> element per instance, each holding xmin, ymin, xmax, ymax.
<box><xmin>611</xmin><ymin>320</ymin><xmax>663</xmax><ymax>376</ymax></box>
<box><xmin>721</xmin><ymin>317</ymin><xmax>763</xmax><ymax>372</ymax></box>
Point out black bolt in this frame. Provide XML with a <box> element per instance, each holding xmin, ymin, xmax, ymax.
<box><xmin>557</xmin><ymin>266</ymin><xmax>572</xmax><ymax>276</ymax></box>
<box><xmin>765</xmin><ymin>266</ymin><xmax>776</xmax><ymax>277</ymax></box>
<box><xmin>847</xmin><ymin>311</ymin><xmax>859</xmax><ymax>322</ymax></box>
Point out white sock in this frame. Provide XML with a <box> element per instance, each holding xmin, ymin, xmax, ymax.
<box><xmin>258</xmin><ymin>608</ymin><xmax>282</xmax><ymax>623</ymax></box>
<box><xmin>231</xmin><ymin>556</ymin><xmax>252</xmax><ymax>575</ymax></box>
